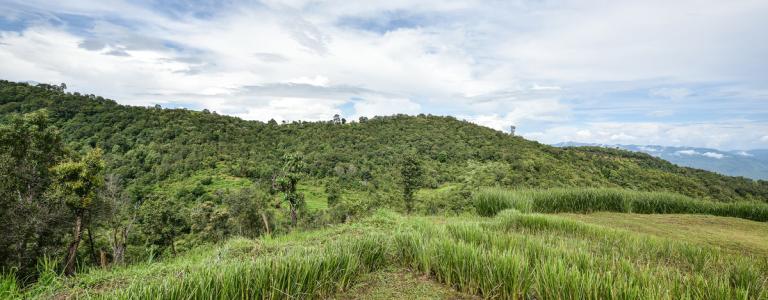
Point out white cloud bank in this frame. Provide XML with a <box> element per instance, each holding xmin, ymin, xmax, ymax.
<box><xmin>0</xmin><ymin>0</ymin><xmax>767</xmax><ymax>149</ymax></box>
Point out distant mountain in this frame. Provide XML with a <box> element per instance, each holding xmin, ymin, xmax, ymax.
<box><xmin>554</xmin><ymin>142</ymin><xmax>768</xmax><ymax>180</ymax></box>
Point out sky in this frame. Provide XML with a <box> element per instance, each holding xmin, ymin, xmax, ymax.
<box><xmin>1</xmin><ymin>0</ymin><xmax>767</xmax><ymax>150</ymax></box>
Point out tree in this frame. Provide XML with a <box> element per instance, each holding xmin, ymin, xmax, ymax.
<box><xmin>325</xmin><ymin>180</ymin><xmax>341</xmax><ymax>207</ymax></box>
<box><xmin>138</xmin><ymin>196</ymin><xmax>186</xmax><ymax>257</ymax></box>
<box><xmin>274</xmin><ymin>153</ymin><xmax>306</xmax><ymax>227</ymax></box>
<box><xmin>333</xmin><ymin>114</ymin><xmax>341</xmax><ymax>125</ymax></box>
<box><xmin>190</xmin><ymin>201</ymin><xmax>229</xmax><ymax>242</ymax></box>
<box><xmin>52</xmin><ymin>148</ymin><xmax>105</xmax><ymax>275</ymax></box>
<box><xmin>400</xmin><ymin>152</ymin><xmax>423</xmax><ymax>213</ymax></box>
<box><xmin>224</xmin><ymin>187</ymin><xmax>273</xmax><ymax>237</ymax></box>
<box><xmin>0</xmin><ymin>110</ymin><xmax>66</xmax><ymax>276</ymax></box>
<box><xmin>101</xmin><ymin>174</ymin><xmax>135</xmax><ymax>265</ymax></box>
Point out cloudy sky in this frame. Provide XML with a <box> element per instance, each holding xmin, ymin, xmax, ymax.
<box><xmin>1</xmin><ymin>0</ymin><xmax>767</xmax><ymax>149</ymax></box>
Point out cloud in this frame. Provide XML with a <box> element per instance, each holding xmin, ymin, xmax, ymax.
<box><xmin>527</xmin><ymin>121</ymin><xmax>768</xmax><ymax>150</ymax></box>
<box><xmin>676</xmin><ymin>150</ymin><xmax>698</xmax><ymax>156</ymax></box>
<box><xmin>0</xmin><ymin>0</ymin><xmax>767</xmax><ymax>148</ymax></box>
<box><xmin>702</xmin><ymin>152</ymin><xmax>724</xmax><ymax>159</ymax></box>
<box><xmin>675</xmin><ymin>149</ymin><xmax>725</xmax><ymax>159</ymax></box>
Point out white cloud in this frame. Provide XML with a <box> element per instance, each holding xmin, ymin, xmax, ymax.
<box><xmin>702</xmin><ymin>152</ymin><xmax>725</xmax><ymax>159</ymax></box>
<box><xmin>352</xmin><ymin>96</ymin><xmax>421</xmax><ymax>118</ymax></box>
<box><xmin>674</xmin><ymin>150</ymin><xmax>725</xmax><ymax>159</ymax></box>
<box><xmin>676</xmin><ymin>150</ymin><xmax>698</xmax><ymax>156</ymax></box>
<box><xmin>527</xmin><ymin>122</ymin><xmax>768</xmax><ymax>150</ymax></box>
<box><xmin>0</xmin><ymin>0</ymin><xmax>767</xmax><ymax>148</ymax></box>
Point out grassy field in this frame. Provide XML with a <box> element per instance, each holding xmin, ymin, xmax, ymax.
<box><xmin>8</xmin><ymin>209</ymin><xmax>767</xmax><ymax>299</ymax></box>
<box><xmin>561</xmin><ymin>212</ymin><xmax>768</xmax><ymax>256</ymax></box>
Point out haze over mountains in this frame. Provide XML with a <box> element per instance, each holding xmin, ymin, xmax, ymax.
<box><xmin>555</xmin><ymin>142</ymin><xmax>768</xmax><ymax>180</ymax></box>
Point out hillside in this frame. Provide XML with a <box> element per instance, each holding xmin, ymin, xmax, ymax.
<box><xmin>2</xmin><ymin>80</ymin><xmax>767</xmax><ymax>204</ymax></box>
<box><xmin>2</xmin><ymin>80</ymin><xmax>768</xmax><ymax>299</ymax></box>
<box><xmin>555</xmin><ymin>142</ymin><xmax>768</xmax><ymax>180</ymax></box>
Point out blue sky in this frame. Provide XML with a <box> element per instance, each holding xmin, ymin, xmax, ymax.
<box><xmin>1</xmin><ymin>0</ymin><xmax>767</xmax><ymax>149</ymax></box>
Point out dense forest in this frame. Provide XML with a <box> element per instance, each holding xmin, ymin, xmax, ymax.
<box><xmin>2</xmin><ymin>79</ymin><xmax>767</xmax><ymax>284</ymax></box>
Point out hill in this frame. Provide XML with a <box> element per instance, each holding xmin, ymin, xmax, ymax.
<box><xmin>2</xmin><ymin>80</ymin><xmax>767</xmax><ymax>204</ymax></box>
<box><xmin>2</xmin><ymin>80</ymin><xmax>768</xmax><ymax>299</ymax></box>
<box><xmin>555</xmin><ymin>142</ymin><xmax>768</xmax><ymax>180</ymax></box>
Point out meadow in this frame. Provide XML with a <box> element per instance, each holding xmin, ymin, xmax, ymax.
<box><xmin>6</xmin><ymin>204</ymin><xmax>767</xmax><ymax>300</ymax></box>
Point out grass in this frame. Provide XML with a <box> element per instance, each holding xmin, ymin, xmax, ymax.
<box><xmin>334</xmin><ymin>267</ymin><xmax>478</xmax><ymax>300</ymax></box>
<box><xmin>9</xmin><ymin>209</ymin><xmax>768</xmax><ymax>299</ymax></box>
<box><xmin>474</xmin><ymin>187</ymin><xmax>768</xmax><ymax>221</ymax></box>
<box><xmin>561</xmin><ymin>212</ymin><xmax>768</xmax><ymax>256</ymax></box>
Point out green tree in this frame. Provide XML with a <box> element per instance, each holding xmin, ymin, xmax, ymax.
<box><xmin>51</xmin><ymin>148</ymin><xmax>105</xmax><ymax>275</ymax></box>
<box><xmin>275</xmin><ymin>153</ymin><xmax>306</xmax><ymax>227</ymax></box>
<box><xmin>190</xmin><ymin>201</ymin><xmax>229</xmax><ymax>242</ymax></box>
<box><xmin>0</xmin><ymin>110</ymin><xmax>65</xmax><ymax>277</ymax></box>
<box><xmin>325</xmin><ymin>179</ymin><xmax>341</xmax><ymax>207</ymax></box>
<box><xmin>224</xmin><ymin>187</ymin><xmax>274</xmax><ymax>237</ymax></box>
<box><xmin>138</xmin><ymin>196</ymin><xmax>186</xmax><ymax>257</ymax></box>
<box><xmin>400</xmin><ymin>152</ymin><xmax>423</xmax><ymax>213</ymax></box>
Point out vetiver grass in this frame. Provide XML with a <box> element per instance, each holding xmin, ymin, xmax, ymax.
<box><xmin>12</xmin><ymin>209</ymin><xmax>768</xmax><ymax>299</ymax></box>
<box><xmin>474</xmin><ymin>187</ymin><xmax>768</xmax><ymax>221</ymax></box>
<box><xmin>395</xmin><ymin>210</ymin><xmax>768</xmax><ymax>299</ymax></box>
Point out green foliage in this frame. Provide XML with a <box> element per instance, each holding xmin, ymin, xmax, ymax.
<box><xmin>0</xmin><ymin>110</ymin><xmax>66</xmax><ymax>278</ymax></box>
<box><xmin>52</xmin><ymin>148</ymin><xmax>105</xmax><ymax>210</ymax></box>
<box><xmin>400</xmin><ymin>152</ymin><xmax>423</xmax><ymax>213</ymax></box>
<box><xmin>190</xmin><ymin>201</ymin><xmax>230</xmax><ymax>242</ymax></box>
<box><xmin>223</xmin><ymin>187</ymin><xmax>274</xmax><ymax>238</ymax></box>
<box><xmin>474</xmin><ymin>188</ymin><xmax>768</xmax><ymax>221</ymax></box>
<box><xmin>325</xmin><ymin>179</ymin><xmax>341</xmax><ymax>207</ymax></box>
<box><xmin>138</xmin><ymin>196</ymin><xmax>187</xmax><ymax>256</ymax></box>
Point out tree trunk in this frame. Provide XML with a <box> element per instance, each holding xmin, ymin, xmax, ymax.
<box><xmin>260</xmin><ymin>212</ymin><xmax>271</xmax><ymax>235</ymax></box>
<box><xmin>111</xmin><ymin>227</ymin><xmax>126</xmax><ymax>265</ymax></box>
<box><xmin>170</xmin><ymin>235</ymin><xmax>176</xmax><ymax>256</ymax></box>
<box><xmin>87</xmin><ymin>224</ymin><xmax>98</xmax><ymax>266</ymax></box>
<box><xmin>99</xmin><ymin>249</ymin><xmax>107</xmax><ymax>268</ymax></box>
<box><xmin>64</xmin><ymin>212</ymin><xmax>83</xmax><ymax>276</ymax></box>
<box><xmin>290</xmin><ymin>204</ymin><xmax>297</xmax><ymax>227</ymax></box>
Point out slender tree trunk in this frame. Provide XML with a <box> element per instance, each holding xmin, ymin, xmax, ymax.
<box><xmin>111</xmin><ymin>228</ymin><xmax>125</xmax><ymax>265</ymax></box>
<box><xmin>99</xmin><ymin>249</ymin><xmax>107</xmax><ymax>268</ymax></box>
<box><xmin>260</xmin><ymin>212</ymin><xmax>271</xmax><ymax>235</ymax></box>
<box><xmin>87</xmin><ymin>224</ymin><xmax>98</xmax><ymax>266</ymax></box>
<box><xmin>64</xmin><ymin>212</ymin><xmax>83</xmax><ymax>276</ymax></box>
<box><xmin>170</xmin><ymin>235</ymin><xmax>176</xmax><ymax>256</ymax></box>
<box><xmin>290</xmin><ymin>204</ymin><xmax>297</xmax><ymax>227</ymax></box>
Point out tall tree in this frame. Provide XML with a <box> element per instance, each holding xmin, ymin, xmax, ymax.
<box><xmin>275</xmin><ymin>153</ymin><xmax>306</xmax><ymax>226</ymax></box>
<box><xmin>0</xmin><ymin>110</ymin><xmax>65</xmax><ymax>276</ymax></box>
<box><xmin>400</xmin><ymin>152</ymin><xmax>423</xmax><ymax>213</ymax></box>
<box><xmin>52</xmin><ymin>148</ymin><xmax>105</xmax><ymax>275</ymax></box>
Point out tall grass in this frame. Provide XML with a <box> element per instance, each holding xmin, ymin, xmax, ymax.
<box><xmin>474</xmin><ymin>187</ymin><xmax>768</xmax><ymax>221</ymax></box>
<box><xmin>395</xmin><ymin>211</ymin><xmax>768</xmax><ymax>299</ymax></box>
<box><xmin>87</xmin><ymin>235</ymin><xmax>387</xmax><ymax>299</ymax></box>
<box><xmin>19</xmin><ymin>210</ymin><xmax>768</xmax><ymax>299</ymax></box>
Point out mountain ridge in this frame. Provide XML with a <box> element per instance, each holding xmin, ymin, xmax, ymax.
<box><xmin>554</xmin><ymin>142</ymin><xmax>768</xmax><ymax>180</ymax></box>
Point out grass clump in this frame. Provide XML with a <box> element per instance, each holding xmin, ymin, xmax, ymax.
<box><xmin>474</xmin><ymin>187</ymin><xmax>768</xmax><ymax>221</ymax></box>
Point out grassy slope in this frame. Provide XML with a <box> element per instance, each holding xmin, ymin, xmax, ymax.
<box><xmin>561</xmin><ymin>212</ymin><xmax>768</xmax><ymax>256</ymax></box>
<box><xmin>16</xmin><ymin>210</ymin><xmax>767</xmax><ymax>299</ymax></box>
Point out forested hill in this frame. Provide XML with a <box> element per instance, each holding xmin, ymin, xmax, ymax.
<box><xmin>1</xmin><ymin>79</ymin><xmax>767</xmax><ymax>204</ymax></box>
